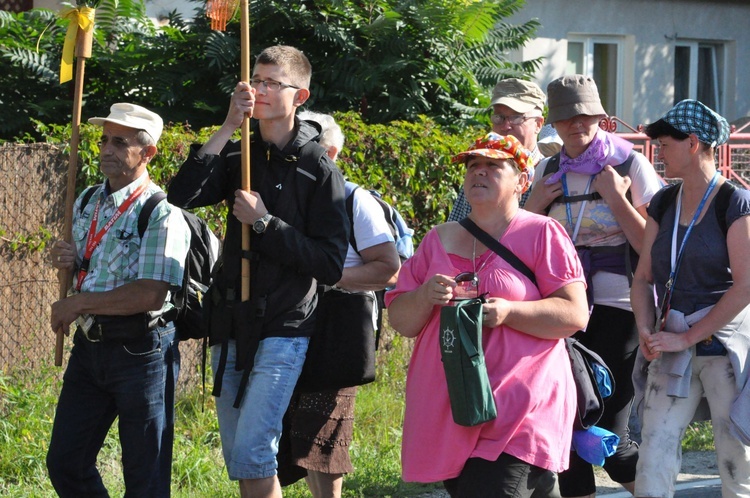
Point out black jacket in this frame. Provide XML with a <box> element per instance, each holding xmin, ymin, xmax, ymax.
<box><xmin>168</xmin><ymin>119</ymin><xmax>349</xmax><ymax>343</ymax></box>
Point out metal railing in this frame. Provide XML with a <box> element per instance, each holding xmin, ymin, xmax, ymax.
<box><xmin>601</xmin><ymin>117</ymin><xmax>750</xmax><ymax>188</ymax></box>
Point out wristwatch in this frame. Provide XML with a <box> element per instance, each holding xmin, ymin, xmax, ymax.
<box><xmin>252</xmin><ymin>213</ymin><xmax>272</xmax><ymax>234</ymax></box>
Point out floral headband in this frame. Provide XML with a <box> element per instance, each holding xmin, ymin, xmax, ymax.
<box><xmin>451</xmin><ymin>132</ymin><xmax>532</xmax><ymax>173</ymax></box>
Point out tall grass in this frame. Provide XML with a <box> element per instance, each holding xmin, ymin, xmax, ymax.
<box><xmin>0</xmin><ymin>329</ymin><xmax>715</xmax><ymax>497</ymax></box>
<box><xmin>0</xmin><ymin>330</ymin><xmax>439</xmax><ymax>497</ymax></box>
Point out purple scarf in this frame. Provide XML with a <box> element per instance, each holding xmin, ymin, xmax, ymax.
<box><xmin>545</xmin><ymin>129</ymin><xmax>634</xmax><ymax>185</ymax></box>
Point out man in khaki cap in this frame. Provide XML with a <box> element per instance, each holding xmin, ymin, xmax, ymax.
<box><xmin>46</xmin><ymin>103</ymin><xmax>190</xmax><ymax>497</ymax></box>
<box><xmin>448</xmin><ymin>78</ymin><xmax>551</xmax><ymax>220</ymax></box>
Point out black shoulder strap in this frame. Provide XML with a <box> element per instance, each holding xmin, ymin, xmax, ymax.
<box><xmin>291</xmin><ymin>142</ymin><xmax>329</xmax><ymax>227</ymax></box>
<box><xmin>544</xmin><ymin>153</ymin><xmax>562</xmax><ymax>176</ymax></box>
<box><xmin>652</xmin><ymin>180</ymin><xmax>735</xmax><ymax>235</ymax></box>
<box><xmin>715</xmin><ymin>181</ymin><xmax>737</xmax><ymax>236</ymax></box>
<box><xmin>652</xmin><ymin>183</ymin><xmax>680</xmax><ymax>225</ymax></box>
<box><xmin>613</xmin><ymin>150</ymin><xmax>636</xmax><ymax>176</ymax></box>
<box><xmin>137</xmin><ymin>191</ymin><xmax>167</xmax><ymax>238</ymax></box>
<box><xmin>458</xmin><ymin>217</ymin><xmax>537</xmax><ymax>286</ymax></box>
<box><xmin>78</xmin><ymin>184</ymin><xmax>101</xmax><ymax>213</ymax></box>
<box><xmin>549</xmin><ymin>151</ymin><xmax>637</xmax><ymax>206</ymax></box>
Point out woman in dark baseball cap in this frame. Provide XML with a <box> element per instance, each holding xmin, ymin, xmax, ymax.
<box><xmin>631</xmin><ymin>100</ymin><xmax>750</xmax><ymax>497</ymax></box>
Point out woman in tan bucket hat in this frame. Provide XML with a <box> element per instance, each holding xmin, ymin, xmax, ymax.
<box><xmin>526</xmin><ymin>75</ymin><xmax>663</xmax><ymax>498</ymax></box>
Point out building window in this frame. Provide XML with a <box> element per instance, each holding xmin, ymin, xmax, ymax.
<box><xmin>674</xmin><ymin>41</ymin><xmax>724</xmax><ymax>113</ymax></box>
<box><xmin>567</xmin><ymin>36</ymin><xmax>623</xmax><ymax>117</ymax></box>
<box><xmin>0</xmin><ymin>0</ymin><xmax>32</xmax><ymax>11</ymax></box>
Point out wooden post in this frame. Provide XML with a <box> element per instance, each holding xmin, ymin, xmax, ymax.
<box><xmin>55</xmin><ymin>24</ymin><xmax>93</xmax><ymax>366</ymax></box>
<box><xmin>240</xmin><ymin>0</ymin><xmax>251</xmax><ymax>302</ymax></box>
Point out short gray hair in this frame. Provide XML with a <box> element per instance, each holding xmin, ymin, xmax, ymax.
<box><xmin>134</xmin><ymin>129</ymin><xmax>155</xmax><ymax>147</ymax></box>
<box><xmin>298</xmin><ymin>111</ymin><xmax>344</xmax><ymax>160</ymax></box>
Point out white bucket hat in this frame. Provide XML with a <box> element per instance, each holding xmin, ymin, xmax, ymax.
<box><xmin>89</xmin><ymin>103</ymin><xmax>163</xmax><ymax>143</ymax></box>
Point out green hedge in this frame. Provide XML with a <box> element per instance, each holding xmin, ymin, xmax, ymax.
<box><xmin>33</xmin><ymin>112</ymin><xmax>482</xmax><ymax>244</ymax></box>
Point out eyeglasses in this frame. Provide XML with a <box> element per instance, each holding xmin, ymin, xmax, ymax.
<box><xmin>490</xmin><ymin>114</ymin><xmax>536</xmax><ymax>126</ymax></box>
<box><xmin>249</xmin><ymin>78</ymin><xmax>300</xmax><ymax>92</ymax></box>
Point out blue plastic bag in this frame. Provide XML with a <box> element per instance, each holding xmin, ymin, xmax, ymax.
<box><xmin>592</xmin><ymin>362</ymin><xmax>613</xmax><ymax>398</ymax></box>
<box><xmin>572</xmin><ymin>426</ymin><xmax>620</xmax><ymax>466</ymax></box>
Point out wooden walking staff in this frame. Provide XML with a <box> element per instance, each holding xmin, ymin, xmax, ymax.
<box><xmin>55</xmin><ymin>4</ymin><xmax>96</xmax><ymax>366</ymax></box>
<box><xmin>206</xmin><ymin>0</ymin><xmax>250</xmax><ymax>301</ymax></box>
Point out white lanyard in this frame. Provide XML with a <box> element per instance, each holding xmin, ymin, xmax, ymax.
<box><xmin>561</xmin><ymin>174</ymin><xmax>594</xmax><ymax>244</ymax></box>
<box><xmin>660</xmin><ymin>172</ymin><xmax>720</xmax><ymax>327</ymax></box>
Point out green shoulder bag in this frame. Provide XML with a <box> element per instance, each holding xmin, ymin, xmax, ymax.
<box><xmin>439</xmin><ymin>298</ymin><xmax>497</xmax><ymax>427</ymax></box>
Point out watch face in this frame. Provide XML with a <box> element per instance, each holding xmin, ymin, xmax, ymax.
<box><xmin>253</xmin><ymin>220</ymin><xmax>265</xmax><ymax>233</ymax></box>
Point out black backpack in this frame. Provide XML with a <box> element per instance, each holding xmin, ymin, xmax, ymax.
<box><xmin>543</xmin><ymin>151</ymin><xmax>637</xmax><ymax>209</ymax></box>
<box><xmin>651</xmin><ymin>180</ymin><xmax>737</xmax><ymax>235</ymax></box>
<box><xmin>79</xmin><ymin>186</ymin><xmax>219</xmax><ymax>341</ymax></box>
<box><xmin>542</xmin><ymin>151</ymin><xmax>640</xmax><ymax>284</ymax></box>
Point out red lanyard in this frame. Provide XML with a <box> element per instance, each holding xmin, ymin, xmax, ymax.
<box><xmin>75</xmin><ymin>181</ymin><xmax>150</xmax><ymax>291</ymax></box>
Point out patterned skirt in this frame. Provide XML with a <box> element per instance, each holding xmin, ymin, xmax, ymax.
<box><xmin>279</xmin><ymin>386</ymin><xmax>357</xmax><ymax>484</ymax></box>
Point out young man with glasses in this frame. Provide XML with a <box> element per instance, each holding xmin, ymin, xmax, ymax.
<box><xmin>168</xmin><ymin>45</ymin><xmax>349</xmax><ymax>498</ymax></box>
<box><xmin>448</xmin><ymin>78</ymin><xmax>547</xmax><ymax>220</ymax></box>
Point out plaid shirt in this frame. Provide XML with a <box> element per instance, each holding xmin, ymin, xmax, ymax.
<box><xmin>72</xmin><ymin>173</ymin><xmax>190</xmax><ymax>307</ymax></box>
<box><xmin>448</xmin><ymin>146</ymin><xmax>544</xmax><ymax>221</ymax></box>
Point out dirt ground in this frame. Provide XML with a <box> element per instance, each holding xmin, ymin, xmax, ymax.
<box><xmin>417</xmin><ymin>451</ymin><xmax>720</xmax><ymax>497</ymax></box>
<box><xmin>596</xmin><ymin>450</ymin><xmax>719</xmax><ymax>495</ymax></box>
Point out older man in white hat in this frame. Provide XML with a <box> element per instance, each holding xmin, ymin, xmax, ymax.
<box><xmin>46</xmin><ymin>103</ymin><xmax>190</xmax><ymax>497</ymax></box>
<box><xmin>448</xmin><ymin>78</ymin><xmax>554</xmax><ymax>221</ymax></box>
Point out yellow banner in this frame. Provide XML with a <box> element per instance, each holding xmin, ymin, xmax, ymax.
<box><xmin>59</xmin><ymin>7</ymin><xmax>95</xmax><ymax>84</ymax></box>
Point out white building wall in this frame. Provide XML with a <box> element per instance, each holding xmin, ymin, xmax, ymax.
<box><xmin>33</xmin><ymin>0</ymin><xmax>198</xmax><ymax>25</ymax></box>
<box><xmin>505</xmin><ymin>0</ymin><xmax>750</xmax><ymax>126</ymax></box>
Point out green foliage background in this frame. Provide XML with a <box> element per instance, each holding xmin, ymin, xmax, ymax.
<box><xmin>34</xmin><ymin>112</ymin><xmax>481</xmax><ymax>243</ymax></box>
<box><xmin>0</xmin><ymin>0</ymin><xmax>539</xmax><ymax>141</ymax></box>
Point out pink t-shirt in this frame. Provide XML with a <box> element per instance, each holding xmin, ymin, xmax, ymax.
<box><xmin>385</xmin><ymin>210</ymin><xmax>585</xmax><ymax>482</ymax></box>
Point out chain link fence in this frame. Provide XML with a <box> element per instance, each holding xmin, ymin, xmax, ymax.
<box><xmin>0</xmin><ymin>143</ymin><xmax>202</xmax><ymax>389</ymax></box>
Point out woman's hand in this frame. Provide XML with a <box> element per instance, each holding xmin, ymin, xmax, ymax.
<box><xmin>638</xmin><ymin>326</ymin><xmax>661</xmax><ymax>361</ymax></box>
<box><xmin>645</xmin><ymin>330</ymin><xmax>692</xmax><ymax>354</ymax></box>
<box><xmin>523</xmin><ymin>172</ymin><xmax>562</xmax><ymax>214</ymax></box>
<box><xmin>419</xmin><ymin>274</ymin><xmax>457</xmax><ymax>306</ymax></box>
<box><xmin>389</xmin><ymin>273</ymin><xmax>457</xmax><ymax>338</ymax></box>
<box><xmin>593</xmin><ymin>165</ymin><xmax>631</xmax><ymax>204</ymax></box>
<box><xmin>481</xmin><ymin>297</ymin><xmax>511</xmax><ymax>328</ymax></box>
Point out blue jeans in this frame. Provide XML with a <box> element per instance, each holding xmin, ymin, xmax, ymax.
<box><xmin>47</xmin><ymin>324</ymin><xmax>180</xmax><ymax>498</ymax></box>
<box><xmin>212</xmin><ymin>337</ymin><xmax>308</xmax><ymax>480</ymax></box>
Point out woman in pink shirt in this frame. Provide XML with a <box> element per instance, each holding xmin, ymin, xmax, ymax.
<box><xmin>386</xmin><ymin>133</ymin><xmax>588</xmax><ymax>497</ymax></box>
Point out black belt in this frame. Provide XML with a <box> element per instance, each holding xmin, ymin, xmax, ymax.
<box><xmin>80</xmin><ymin>313</ymin><xmax>152</xmax><ymax>343</ymax></box>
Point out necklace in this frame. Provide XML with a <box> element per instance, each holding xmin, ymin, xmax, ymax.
<box><xmin>471</xmin><ymin>237</ymin><xmax>492</xmax><ymax>289</ymax></box>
